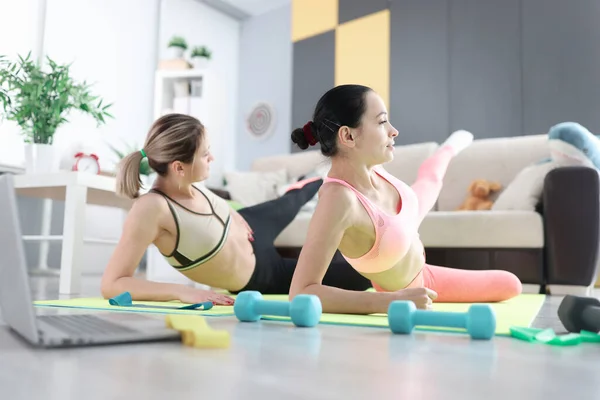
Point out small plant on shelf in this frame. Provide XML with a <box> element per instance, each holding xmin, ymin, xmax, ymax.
<box><xmin>191</xmin><ymin>46</ymin><xmax>212</xmax><ymax>60</ymax></box>
<box><xmin>190</xmin><ymin>46</ymin><xmax>212</xmax><ymax>69</ymax></box>
<box><xmin>168</xmin><ymin>36</ymin><xmax>188</xmax><ymax>58</ymax></box>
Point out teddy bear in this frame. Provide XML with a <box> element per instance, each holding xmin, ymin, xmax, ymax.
<box><xmin>457</xmin><ymin>179</ymin><xmax>502</xmax><ymax>211</ymax></box>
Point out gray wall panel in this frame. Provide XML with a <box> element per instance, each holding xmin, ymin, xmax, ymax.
<box><xmin>522</xmin><ymin>0</ymin><xmax>600</xmax><ymax>135</ymax></box>
<box><xmin>449</xmin><ymin>0</ymin><xmax>522</xmax><ymax>139</ymax></box>
<box><xmin>291</xmin><ymin>30</ymin><xmax>335</xmax><ymax>153</ymax></box>
<box><xmin>338</xmin><ymin>0</ymin><xmax>388</xmax><ymax>25</ymax></box>
<box><xmin>389</xmin><ymin>0</ymin><xmax>449</xmax><ymax>145</ymax></box>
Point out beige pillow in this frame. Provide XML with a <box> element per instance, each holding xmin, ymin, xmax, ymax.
<box><xmin>492</xmin><ymin>161</ymin><xmax>560</xmax><ymax>211</ymax></box>
<box><xmin>224</xmin><ymin>169</ymin><xmax>288</xmax><ymax>206</ymax></box>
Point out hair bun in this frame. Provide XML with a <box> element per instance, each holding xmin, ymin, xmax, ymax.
<box><xmin>291</xmin><ymin>127</ymin><xmax>309</xmax><ymax>150</ymax></box>
<box><xmin>302</xmin><ymin>122</ymin><xmax>318</xmax><ymax>146</ymax></box>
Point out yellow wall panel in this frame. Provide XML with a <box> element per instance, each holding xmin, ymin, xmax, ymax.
<box><xmin>335</xmin><ymin>10</ymin><xmax>390</xmax><ymax>108</ymax></box>
<box><xmin>292</xmin><ymin>0</ymin><xmax>338</xmax><ymax>42</ymax></box>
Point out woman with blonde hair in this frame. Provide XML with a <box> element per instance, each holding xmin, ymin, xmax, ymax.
<box><xmin>101</xmin><ymin>113</ymin><xmax>372</xmax><ymax>305</ymax></box>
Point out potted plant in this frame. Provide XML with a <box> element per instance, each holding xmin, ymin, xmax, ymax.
<box><xmin>0</xmin><ymin>53</ymin><xmax>113</xmax><ymax>173</ymax></box>
<box><xmin>168</xmin><ymin>36</ymin><xmax>188</xmax><ymax>59</ymax></box>
<box><xmin>190</xmin><ymin>46</ymin><xmax>212</xmax><ymax>69</ymax></box>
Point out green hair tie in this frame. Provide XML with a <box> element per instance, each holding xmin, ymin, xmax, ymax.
<box><xmin>140</xmin><ymin>149</ymin><xmax>147</xmax><ymax>158</ymax></box>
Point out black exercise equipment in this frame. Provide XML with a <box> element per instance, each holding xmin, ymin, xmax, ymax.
<box><xmin>557</xmin><ymin>295</ymin><xmax>600</xmax><ymax>333</ymax></box>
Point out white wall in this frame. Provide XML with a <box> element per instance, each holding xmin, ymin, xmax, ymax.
<box><xmin>159</xmin><ymin>0</ymin><xmax>240</xmax><ymax>187</ymax></box>
<box><xmin>236</xmin><ymin>4</ymin><xmax>292</xmax><ymax>170</ymax></box>
<box><xmin>0</xmin><ymin>0</ymin><xmax>242</xmax><ymax>274</ymax></box>
<box><xmin>42</xmin><ymin>0</ymin><xmax>161</xmax><ymax>274</ymax></box>
<box><xmin>0</xmin><ymin>0</ymin><xmax>40</xmax><ymax>165</ymax></box>
<box><xmin>43</xmin><ymin>0</ymin><xmax>160</xmax><ymax>170</ymax></box>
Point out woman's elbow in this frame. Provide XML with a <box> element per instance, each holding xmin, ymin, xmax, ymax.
<box><xmin>289</xmin><ymin>281</ymin><xmax>318</xmax><ymax>300</ymax></box>
<box><xmin>100</xmin><ymin>275</ymin><xmax>121</xmax><ymax>299</ymax></box>
<box><xmin>289</xmin><ymin>281</ymin><xmax>307</xmax><ymax>300</ymax></box>
<box><xmin>100</xmin><ymin>282</ymin><xmax>114</xmax><ymax>300</ymax></box>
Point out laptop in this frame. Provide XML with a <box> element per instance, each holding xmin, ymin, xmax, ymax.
<box><xmin>0</xmin><ymin>174</ymin><xmax>181</xmax><ymax>348</ymax></box>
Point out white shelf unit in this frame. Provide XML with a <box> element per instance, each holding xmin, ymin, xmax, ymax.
<box><xmin>153</xmin><ymin>69</ymin><xmax>207</xmax><ymax>119</ymax></box>
<box><xmin>147</xmin><ymin>68</ymin><xmax>210</xmax><ymax>288</ymax></box>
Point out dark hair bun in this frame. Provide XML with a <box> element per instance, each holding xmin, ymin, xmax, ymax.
<box><xmin>291</xmin><ymin>127</ymin><xmax>309</xmax><ymax>150</ymax></box>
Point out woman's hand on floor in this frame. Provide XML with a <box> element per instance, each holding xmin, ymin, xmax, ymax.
<box><xmin>392</xmin><ymin>287</ymin><xmax>437</xmax><ymax>310</ymax></box>
<box><xmin>178</xmin><ymin>287</ymin><xmax>235</xmax><ymax>306</ymax></box>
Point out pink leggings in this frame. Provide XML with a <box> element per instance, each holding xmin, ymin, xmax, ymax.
<box><xmin>372</xmin><ymin>264</ymin><xmax>522</xmax><ymax>302</ymax></box>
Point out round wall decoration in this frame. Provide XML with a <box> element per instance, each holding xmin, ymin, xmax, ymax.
<box><xmin>246</xmin><ymin>102</ymin><xmax>276</xmax><ymax>140</ymax></box>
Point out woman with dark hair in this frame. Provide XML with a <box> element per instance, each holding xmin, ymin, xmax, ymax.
<box><xmin>101</xmin><ymin>113</ymin><xmax>371</xmax><ymax>305</ymax></box>
<box><xmin>289</xmin><ymin>84</ymin><xmax>522</xmax><ymax>314</ymax></box>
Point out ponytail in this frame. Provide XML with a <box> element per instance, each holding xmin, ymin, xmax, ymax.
<box><xmin>116</xmin><ymin>151</ymin><xmax>144</xmax><ymax>199</ymax></box>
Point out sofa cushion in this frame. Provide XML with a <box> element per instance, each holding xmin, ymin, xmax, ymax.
<box><xmin>251</xmin><ymin>150</ymin><xmax>330</xmax><ymax>180</ymax></box>
<box><xmin>275</xmin><ymin>210</ymin><xmax>544</xmax><ymax>249</ymax></box>
<box><xmin>251</xmin><ymin>142</ymin><xmax>439</xmax><ymax>184</ymax></box>
<box><xmin>274</xmin><ymin>211</ymin><xmax>313</xmax><ymax>247</ymax></box>
<box><xmin>383</xmin><ymin>142</ymin><xmax>440</xmax><ymax>184</ymax></box>
<box><xmin>492</xmin><ymin>160</ymin><xmax>560</xmax><ymax>211</ymax></box>
<box><xmin>437</xmin><ymin>134</ymin><xmax>550</xmax><ymax>211</ymax></box>
<box><xmin>418</xmin><ymin>210</ymin><xmax>544</xmax><ymax>248</ymax></box>
<box><xmin>223</xmin><ymin>169</ymin><xmax>288</xmax><ymax>206</ymax></box>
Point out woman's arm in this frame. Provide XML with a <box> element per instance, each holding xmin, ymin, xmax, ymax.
<box><xmin>100</xmin><ymin>197</ymin><xmax>233</xmax><ymax>305</ymax></box>
<box><xmin>230</xmin><ymin>207</ymin><xmax>253</xmax><ymax>240</ymax></box>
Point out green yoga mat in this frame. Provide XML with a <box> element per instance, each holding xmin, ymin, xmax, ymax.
<box><xmin>34</xmin><ymin>294</ymin><xmax>546</xmax><ymax>336</ymax></box>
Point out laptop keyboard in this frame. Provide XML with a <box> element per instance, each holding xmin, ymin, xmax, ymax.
<box><xmin>38</xmin><ymin>314</ymin><xmax>138</xmax><ymax>336</ymax></box>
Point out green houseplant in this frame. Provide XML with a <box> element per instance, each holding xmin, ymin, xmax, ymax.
<box><xmin>190</xmin><ymin>45</ymin><xmax>212</xmax><ymax>69</ymax></box>
<box><xmin>0</xmin><ymin>52</ymin><xmax>113</xmax><ymax>172</ymax></box>
<box><xmin>168</xmin><ymin>36</ymin><xmax>188</xmax><ymax>59</ymax></box>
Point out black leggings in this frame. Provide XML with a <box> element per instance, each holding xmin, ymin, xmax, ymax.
<box><xmin>233</xmin><ymin>179</ymin><xmax>372</xmax><ymax>294</ymax></box>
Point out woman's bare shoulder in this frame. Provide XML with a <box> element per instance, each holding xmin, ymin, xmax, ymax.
<box><xmin>318</xmin><ymin>181</ymin><xmax>355</xmax><ymax>203</ymax></box>
<box><xmin>316</xmin><ymin>181</ymin><xmax>358</xmax><ymax>222</ymax></box>
<box><xmin>126</xmin><ymin>191</ymin><xmax>169</xmax><ymax>221</ymax></box>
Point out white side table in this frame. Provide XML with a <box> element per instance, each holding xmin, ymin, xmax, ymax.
<box><xmin>13</xmin><ymin>172</ymin><xmax>132</xmax><ymax>294</ymax></box>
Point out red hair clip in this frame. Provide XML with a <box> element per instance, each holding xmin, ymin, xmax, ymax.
<box><xmin>302</xmin><ymin>122</ymin><xmax>318</xmax><ymax>146</ymax></box>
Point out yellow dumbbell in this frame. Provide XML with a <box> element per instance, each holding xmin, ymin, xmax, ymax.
<box><xmin>166</xmin><ymin>315</ymin><xmax>230</xmax><ymax>349</ymax></box>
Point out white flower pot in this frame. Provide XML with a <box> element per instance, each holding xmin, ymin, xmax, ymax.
<box><xmin>191</xmin><ymin>57</ymin><xmax>209</xmax><ymax>69</ymax></box>
<box><xmin>24</xmin><ymin>143</ymin><xmax>60</xmax><ymax>174</ymax></box>
<box><xmin>168</xmin><ymin>47</ymin><xmax>185</xmax><ymax>59</ymax></box>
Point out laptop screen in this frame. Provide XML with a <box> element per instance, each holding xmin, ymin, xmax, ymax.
<box><xmin>0</xmin><ymin>174</ymin><xmax>40</xmax><ymax>344</ymax></box>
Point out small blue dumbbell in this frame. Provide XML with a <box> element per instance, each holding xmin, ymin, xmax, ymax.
<box><xmin>234</xmin><ymin>291</ymin><xmax>322</xmax><ymax>327</ymax></box>
<box><xmin>387</xmin><ymin>301</ymin><xmax>496</xmax><ymax>340</ymax></box>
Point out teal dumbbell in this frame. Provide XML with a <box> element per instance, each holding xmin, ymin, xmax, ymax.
<box><xmin>234</xmin><ymin>291</ymin><xmax>322</xmax><ymax>327</ymax></box>
<box><xmin>387</xmin><ymin>301</ymin><xmax>496</xmax><ymax>340</ymax></box>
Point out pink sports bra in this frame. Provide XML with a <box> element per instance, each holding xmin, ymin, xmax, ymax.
<box><xmin>323</xmin><ymin>167</ymin><xmax>421</xmax><ymax>274</ymax></box>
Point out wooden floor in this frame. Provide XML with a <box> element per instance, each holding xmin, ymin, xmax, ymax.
<box><xmin>1</xmin><ymin>275</ymin><xmax>600</xmax><ymax>400</ymax></box>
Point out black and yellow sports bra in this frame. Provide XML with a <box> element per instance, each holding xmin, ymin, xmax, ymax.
<box><xmin>150</xmin><ymin>185</ymin><xmax>231</xmax><ymax>272</ymax></box>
